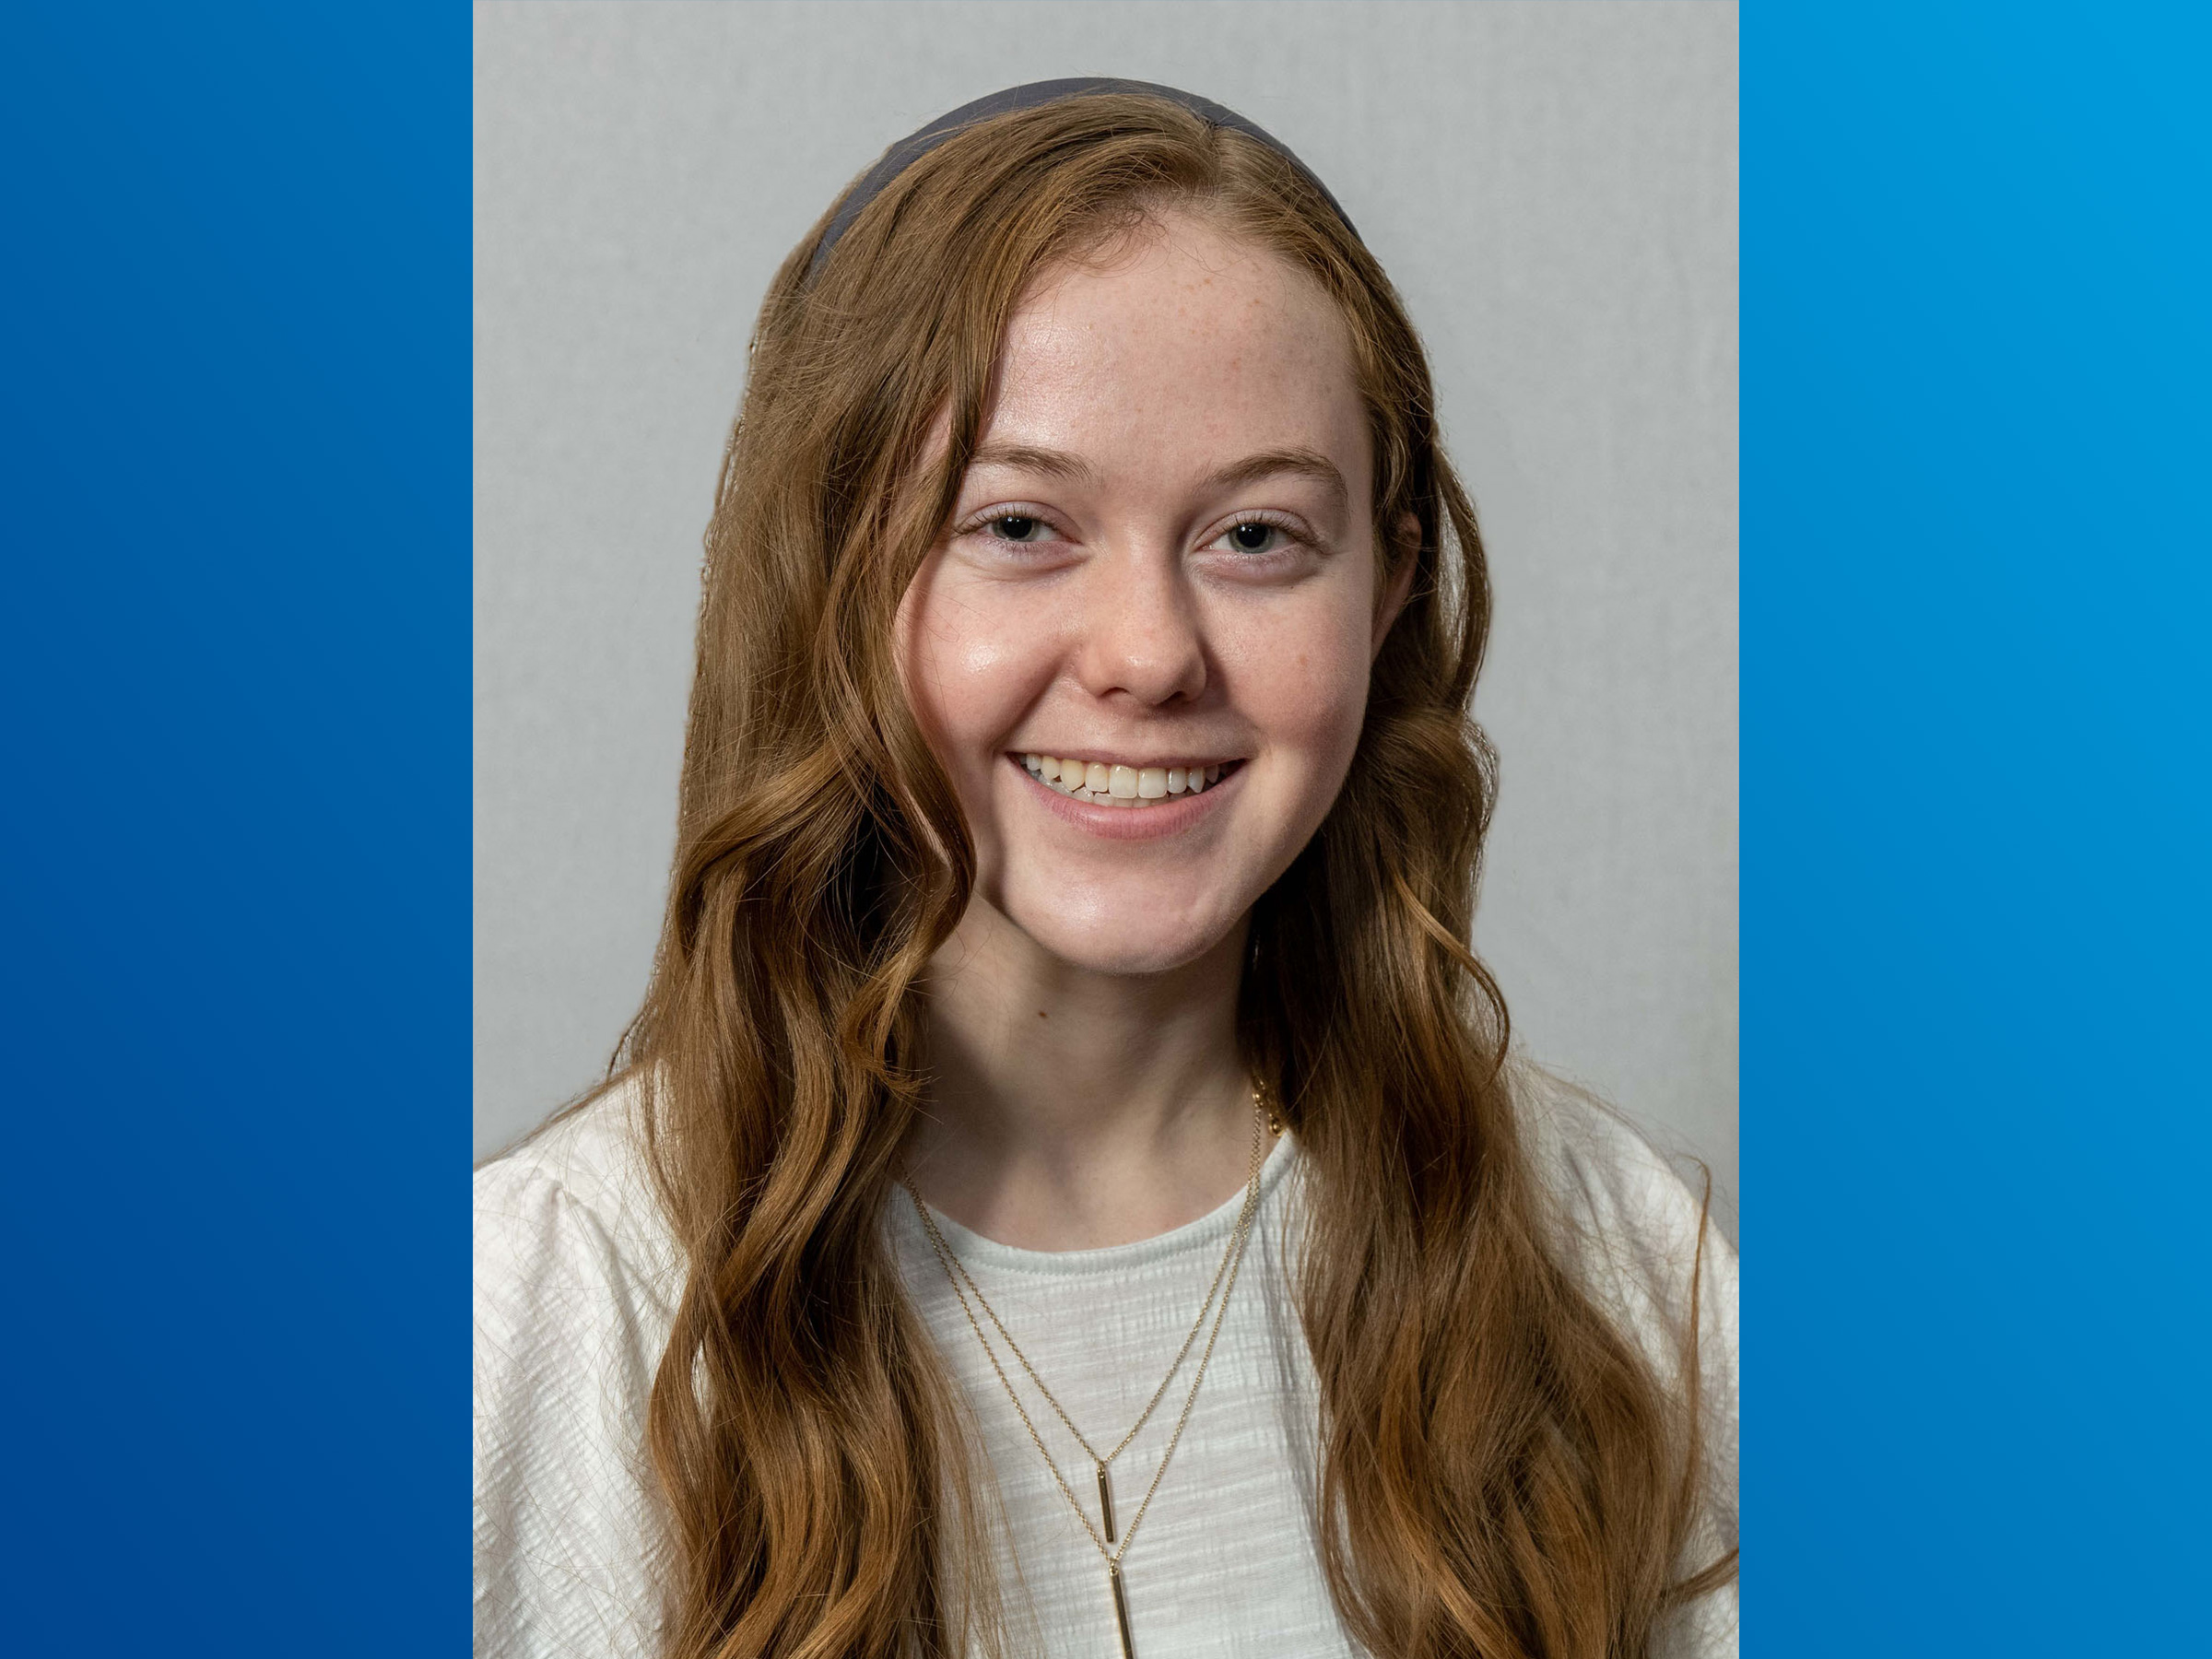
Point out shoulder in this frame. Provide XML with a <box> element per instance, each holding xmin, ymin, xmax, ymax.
<box><xmin>1514</xmin><ymin>1061</ymin><xmax>1739</xmax><ymax>1654</ymax></box>
<box><xmin>475</xmin><ymin>1073</ymin><xmax>682</xmax><ymax>1320</ymax></box>
<box><xmin>1513</xmin><ymin>1059</ymin><xmax>1736</xmax><ymax>1339</ymax></box>
<box><xmin>474</xmin><ymin>1076</ymin><xmax>681</xmax><ymax>1656</ymax></box>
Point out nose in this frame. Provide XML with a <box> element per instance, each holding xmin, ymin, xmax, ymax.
<box><xmin>1068</xmin><ymin>543</ymin><xmax>1208</xmax><ymax>707</ymax></box>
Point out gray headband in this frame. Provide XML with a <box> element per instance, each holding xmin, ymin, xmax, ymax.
<box><xmin>806</xmin><ymin>77</ymin><xmax>1359</xmax><ymax>283</ymax></box>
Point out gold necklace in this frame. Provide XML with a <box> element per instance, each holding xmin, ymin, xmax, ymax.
<box><xmin>903</xmin><ymin>1087</ymin><xmax>1281</xmax><ymax>1659</ymax></box>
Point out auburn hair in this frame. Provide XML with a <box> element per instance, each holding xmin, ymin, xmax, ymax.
<box><xmin>618</xmin><ymin>92</ymin><xmax>1733</xmax><ymax>1659</ymax></box>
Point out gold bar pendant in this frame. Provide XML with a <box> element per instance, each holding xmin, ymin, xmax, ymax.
<box><xmin>1096</xmin><ymin>1460</ymin><xmax>1116</xmax><ymax>1544</ymax></box>
<box><xmin>1109</xmin><ymin>1563</ymin><xmax>1135</xmax><ymax>1659</ymax></box>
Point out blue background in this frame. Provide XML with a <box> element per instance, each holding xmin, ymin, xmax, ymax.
<box><xmin>2</xmin><ymin>3</ymin><xmax>2204</xmax><ymax>1653</ymax></box>
<box><xmin>2</xmin><ymin>3</ymin><xmax>466</xmax><ymax>1652</ymax></box>
<box><xmin>1745</xmin><ymin>3</ymin><xmax>2210</xmax><ymax>1652</ymax></box>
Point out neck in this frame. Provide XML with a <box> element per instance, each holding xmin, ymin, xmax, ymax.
<box><xmin>904</xmin><ymin>900</ymin><xmax>1256</xmax><ymax>1251</ymax></box>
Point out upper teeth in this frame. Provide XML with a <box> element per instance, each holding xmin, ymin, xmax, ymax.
<box><xmin>1023</xmin><ymin>754</ymin><xmax>1227</xmax><ymax>805</ymax></box>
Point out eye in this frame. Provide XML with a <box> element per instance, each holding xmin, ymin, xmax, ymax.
<box><xmin>985</xmin><ymin>514</ymin><xmax>1051</xmax><ymax>543</ymax></box>
<box><xmin>1215</xmin><ymin>520</ymin><xmax>1292</xmax><ymax>555</ymax></box>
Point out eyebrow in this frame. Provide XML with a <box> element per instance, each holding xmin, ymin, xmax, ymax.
<box><xmin>964</xmin><ymin>442</ymin><xmax>1102</xmax><ymax>487</ymax></box>
<box><xmin>1201</xmin><ymin>448</ymin><xmax>1348</xmax><ymax>513</ymax></box>
<box><xmin>965</xmin><ymin>442</ymin><xmax>1349</xmax><ymax>512</ymax></box>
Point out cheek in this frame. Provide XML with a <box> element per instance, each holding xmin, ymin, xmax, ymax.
<box><xmin>896</xmin><ymin>564</ymin><xmax>1053</xmax><ymax>785</ymax></box>
<box><xmin>1225</xmin><ymin>592</ymin><xmax>1378</xmax><ymax>783</ymax></box>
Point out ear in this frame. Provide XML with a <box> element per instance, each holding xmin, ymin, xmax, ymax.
<box><xmin>1371</xmin><ymin>511</ymin><xmax>1421</xmax><ymax>658</ymax></box>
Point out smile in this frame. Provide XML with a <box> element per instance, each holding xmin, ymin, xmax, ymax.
<box><xmin>1018</xmin><ymin>753</ymin><xmax>1243</xmax><ymax>808</ymax></box>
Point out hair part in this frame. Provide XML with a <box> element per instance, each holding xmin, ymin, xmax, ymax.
<box><xmin>620</xmin><ymin>91</ymin><xmax>1733</xmax><ymax>1659</ymax></box>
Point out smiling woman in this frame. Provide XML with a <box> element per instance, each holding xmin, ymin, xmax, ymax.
<box><xmin>900</xmin><ymin>218</ymin><xmax>1398</xmax><ymax>994</ymax></box>
<box><xmin>474</xmin><ymin>82</ymin><xmax>1737</xmax><ymax>1659</ymax></box>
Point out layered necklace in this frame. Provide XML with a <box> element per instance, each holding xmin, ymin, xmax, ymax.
<box><xmin>903</xmin><ymin>1086</ymin><xmax>1282</xmax><ymax>1659</ymax></box>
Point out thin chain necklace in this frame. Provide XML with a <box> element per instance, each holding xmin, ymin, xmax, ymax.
<box><xmin>902</xmin><ymin>1086</ymin><xmax>1282</xmax><ymax>1659</ymax></box>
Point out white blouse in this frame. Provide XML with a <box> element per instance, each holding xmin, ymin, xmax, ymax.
<box><xmin>474</xmin><ymin>1079</ymin><xmax>1737</xmax><ymax>1658</ymax></box>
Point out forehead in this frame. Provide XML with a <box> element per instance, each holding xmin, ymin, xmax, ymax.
<box><xmin>981</xmin><ymin>216</ymin><xmax>1369</xmax><ymax>489</ymax></box>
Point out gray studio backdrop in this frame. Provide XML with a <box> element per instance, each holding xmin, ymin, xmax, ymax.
<box><xmin>476</xmin><ymin>1</ymin><xmax>1739</xmax><ymax>1236</ymax></box>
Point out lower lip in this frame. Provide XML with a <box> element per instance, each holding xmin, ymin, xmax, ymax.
<box><xmin>1013</xmin><ymin>757</ymin><xmax>1242</xmax><ymax>841</ymax></box>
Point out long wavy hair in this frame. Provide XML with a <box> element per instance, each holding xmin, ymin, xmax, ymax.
<box><xmin>619</xmin><ymin>92</ymin><xmax>1732</xmax><ymax>1659</ymax></box>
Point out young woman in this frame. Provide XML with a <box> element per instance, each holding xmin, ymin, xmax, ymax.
<box><xmin>475</xmin><ymin>81</ymin><xmax>1737</xmax><ymax>1659</ymax></box>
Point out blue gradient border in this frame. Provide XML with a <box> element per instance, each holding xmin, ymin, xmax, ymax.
<box><xmin>1747</xmin><ymin>4</ymin><xmax>2209</xmax><ymax>1653</ymax></box>
<box><xmin>1</xmin><ymin>3</ymin><xmax>467</xmax><ymax>1652</ymax></box>
<box><xmin>3</xmin><ymin>2</ymin><xmax>2206</xmax><ymax>1653</ymax></box>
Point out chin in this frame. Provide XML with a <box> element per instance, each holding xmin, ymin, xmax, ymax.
<box><xmin>1011</xmin><ymin>906</ymin><xmax>1240</xmax><ymax>978</ymax></box>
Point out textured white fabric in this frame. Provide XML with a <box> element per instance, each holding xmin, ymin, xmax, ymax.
<box><xmin>475</xmin><ymin>1080</ymin><xmax>1737</xmax><ymax>1658</ymax></box>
